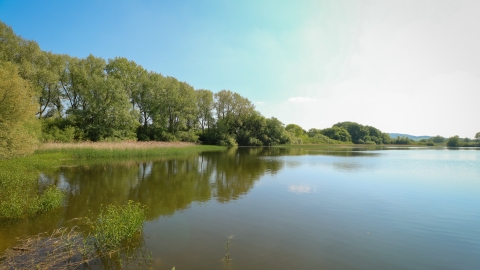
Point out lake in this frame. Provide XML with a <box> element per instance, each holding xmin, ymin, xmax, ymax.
<box><xmin>1</xmin><ymin>146</ymin><xmax>479</xmax><ymax>269</ymax></box>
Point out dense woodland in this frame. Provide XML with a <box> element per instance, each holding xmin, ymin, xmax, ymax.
<box><xmin>0</xmin><ymin>21</ymin><xmax>478</xmax><ymax>158</ymax></box>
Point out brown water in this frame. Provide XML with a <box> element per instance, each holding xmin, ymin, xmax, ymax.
<box><xmin>1</xmin><ymin>146</ymin><xmax>480</xmax><ymax>269</ymax></box>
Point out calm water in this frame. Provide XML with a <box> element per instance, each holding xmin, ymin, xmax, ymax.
<box><xmin>1</xmin><ymin>146</ymin><xmax>480</xmax><ymax>269</ymax></box>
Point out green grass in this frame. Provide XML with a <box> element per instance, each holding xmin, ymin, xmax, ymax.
<box><xmin>0</xmin><ymin>152</ymin><xmax>66</xmax><ymax>219</ymax></box>
<box><xmin>83</xmin><ymin>201</ymin><xmax>146</xmax><ymax>252</ymax></box>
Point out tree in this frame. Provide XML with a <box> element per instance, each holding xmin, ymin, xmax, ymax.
<box><xmin>285</xmin><ymin>124</ymin><xmax>305</xmax><ymax>138</ymax></box>
<box><xmin>446</xmin><ymin>136</ymin><xmax>461</xmax><ymax>147</ymax></box>
<box><xmin>307</xmin><ymin>128</ymin><xmax>322</xmax><ymax>137</ymax></box>
<box><xmin>320</xmin><ymin>126</ymin><xmax>352</xmax><ymax>142</ymax></box>
<box><xmin>72</xmin><ymin>55</ymin><xmax>138</xmax><ymax>141</ymax></box>
<box><xmin>196</xmin><ymin>89</ymin><xmax>214</xmax><ymax>133</ymax></box>
<box><xmin>0</xmin><ymin>61</ymin><xmax>39</xmax><ymax>158</ymax></box>
<box><xmin>475</xmin><ymin>132</ymin><xmax>480</xmax><ymax>140</ymax></box>
<box><xmin>333</xmin><ymin>122</ymin><xmax>369</xmax><ymax>144</ymax></box>
<box><xmin>106</xmin><ymin>57</ymin><xmax>146</xmax><ymax>110</ymax></box>
<box><xmin>431</xmin><ymin>135</ymin><xmax>445</xmax><ymax>143</ymax></box>
<box><xmin>35</xmin><ymin>51</ymin><xmax>63</xmax><ymax>118</ymax></box>
<box><xmin>160</xmin><ymin>77</ymin><xmax>197</xmax><ymax>134</ymax></box>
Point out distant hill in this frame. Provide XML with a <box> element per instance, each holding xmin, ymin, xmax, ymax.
<box><xmin>388</xmin><ymin>133</ymin><xmax>432</xmax><ymax>141</ymax></box>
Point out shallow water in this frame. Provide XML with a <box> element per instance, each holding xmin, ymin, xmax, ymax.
<box><xmin>1</xmin><ymin>146</ymin><xmax>480</xmax><ymax>269</ymax></box>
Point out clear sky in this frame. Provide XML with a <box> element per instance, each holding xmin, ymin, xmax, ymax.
<box><xmin>1</xmin><ymin>0</ymin><xmax>478</xmax><ymax>138</ymax></box>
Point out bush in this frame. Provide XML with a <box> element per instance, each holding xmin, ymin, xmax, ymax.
<box><xmin>155</xmin><ymin>131</ymin><xmax>177</xmax><ymax>142</ymax></box>
<box><xmin>28</xmin><ymin>186</ymin><xmax>65</xmax><ymax>215</ymax></box>
<box><xmin>218</xmin><ymin>135</ymin><xmax>238</xmax><ymax>147</ymax></box>
<box><xmin>42</xmin><ymin>125</ymin><xmax>76</xmax><ymax>143</ymax></box>
<box><xmin>248</xmin><ymin>137</ymin><xmax>263</xmax><ymax>146</ymax></box>
<box><xmin>83</xmin><ymin>201</ymin><xmax>146</xmax><ymax>252</ymax></box>
<box><xmin>175</xmin><ymin>130</ymin><xmax>199</xmax><ymax>142</ymax></box>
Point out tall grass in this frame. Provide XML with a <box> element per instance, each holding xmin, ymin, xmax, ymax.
<box><xmin>1</xmin><ymin>201</ymin><xmax>151</xmax><ymax>269</ymax></box>
<box><xmin>40</xmin><ymin>143</ymin><xmax>225</xmax><ymax>160</ymax></box>
<box><xmin>83</xmin><ymin>201</ymin><xmax>146</xmax><ymax>252</ymax></box>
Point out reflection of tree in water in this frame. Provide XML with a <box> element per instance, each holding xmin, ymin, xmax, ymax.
<box><xmin>42</xmin><ymin>149</ymin><xmax>285</xmax><ymax>222</ymax></box>
<box><xmin>39</xmin><ymin>146</ymin><xmax>382</xmax><ymax>223</ymax></box>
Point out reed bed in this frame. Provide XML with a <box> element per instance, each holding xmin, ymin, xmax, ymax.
<box><xmin>40</xmin><ymin>141</ymin><xmax>196</xmax><ymax>150</ymax></box>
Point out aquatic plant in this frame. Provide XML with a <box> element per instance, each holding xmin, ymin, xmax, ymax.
<box><xmin>224</xmin><ymin>235</ymin><xmax>235</xmax><ymax>263</ymax></box>
<box><xmin>0</xmin><ymin>201</ymin><xmax>151</xmax><ymax>269</ymax></box>
<box><xmin>83</xmin><ymin>201</ymin><xmax>146</xmax><ymax>252</ymax></box>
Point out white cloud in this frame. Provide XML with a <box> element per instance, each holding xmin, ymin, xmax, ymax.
<box><xmin>256</xmin><ymin>101</ymin><xmax>265</xmax><ymax>105</ymax></box>
<box><xmin>289</xmin><ymin>185</ymin><xmax>316</xmax><ymax>194</ymax></box>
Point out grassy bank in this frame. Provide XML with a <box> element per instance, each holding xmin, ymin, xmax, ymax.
<box><xmin>0</xmin><ymin>142</ymin><xmax>225</xmax><ymax>219</ymax></box>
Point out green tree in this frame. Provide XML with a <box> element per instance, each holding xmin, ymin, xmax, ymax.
<box><xmin>333</xmin><ymin>122</ymin><xmax>369</xmax><ymax>144</ymax></box>
<box><xmin>431</xmin><ymin>135</ymin><xmax>445</xmax><ymax>143</ymax></box>
<box><xmin>306</xmin><ymin>128</ymin><xmax>322</xmax><ymax>137</ymax></box>
<box><xmin>35</xmin><ymin>51</ymin><xmax>63</xmax><ymax>118</ymax></box>
<box><xmin>446</xmin><ymin>136</ymin><xmax>461</xmax><ymax>147</ymax></box>
<box><xmin>475</xmin><ymin>132</ymin><xmax>480</xmax><ymax>141</ymax></box>
<box><xmin>320</xmin><ymin>126</ymin><xmax>352</xmax><ymax>142</ymax></box>
<box><xmin>0</xmin><ymin>62</ymin><xmax>39</xmax><ymax>158</ymax></box>
<box><xmin>106</xmin><ymin>57</ymin><xmax>147</xmax><ymax>110</ymax></box>
<box><xmin>72</xmin><ymin>55</ymin><xmax>138</xmax><ymax>141</ymax></box>
<box><xmin>285</xmin><ymin>124</ymin><xmax>305</xmax><ymax>138</ymax></box>
<box><xmin>196</xmin><ymin>89</ymin><xmax>214</xmax><ymax>133</ymax></box>
<box><xmin>161</xmin><ymin>77</ymin><xmax>197</xmax><ymax>134</ymax></box>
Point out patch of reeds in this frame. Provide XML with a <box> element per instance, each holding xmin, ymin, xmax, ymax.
<box><xmin>39</xmin><ymin>141</ymin><xmax>197</xmax><ymax>150</ymax></box>
<box><xmin>0</xmin><ymin>152</ymin><xmax>66</xmax><ymax>219</ymax></box>
<box><xmin>39</xmin><ymin>143</ymin><xmax>225</xmax><ymax>160</ymax></box>
<box><xmin>83</xmin><ymin>201</ymin><xmax>146</xmax><ymax>252</ymax></box>
<box><xmin>0</xmin><ymin>201</ymin><xmax>151</xmax><ymax>269</ymax></box>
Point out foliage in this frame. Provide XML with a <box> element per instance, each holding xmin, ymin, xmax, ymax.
<box><xmin>28</xmin><ymin>185</ymin><xmax>65</xmax><ymax>215</ymax></box>
<box><xmin>392</xmin><ymin>136</ymin><xmax>411</xmax><ymax>145</ymax></box>
<box><xmin>320</xmin><ymin>126</ymin><xmax>352</xmax><ymax>142</ymax></box>
<box><xmin>446</xmin><ymin>136</ymin><xmax>461</xmax><ymax>147</ymax></box>
<box><xmin>0</xmin><ymin>152</ymin><xmax>65</xmax><ymax>219</ymax></box>
<box><xmin>431</xmin><ymin>135</ymin><xmax>446</xmax><ymax>143</ymax></box>
<box><xmin>83</xmin><ymin>201</ymin><xmax>146</xmax><ymax>251</ymax></box>
<box><xmin>333</xmin><ymin>122</ymin><xmax>369</xmax><ymax>144</ymax></box>
<box><xmin>0</xmin><ymin>61</ymin><xmax>40</xmax><ymax>159</ymax></box>
<box><xmin>41</xmin><ymin>118</ymin><xmax>77</xmax><ymax>142</ymax></box>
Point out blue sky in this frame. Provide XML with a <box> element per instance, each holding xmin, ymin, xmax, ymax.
<box><xmin>1</xmin><ymin>0</ymin><xmax>479</xmax><ymax>137</ymax></box>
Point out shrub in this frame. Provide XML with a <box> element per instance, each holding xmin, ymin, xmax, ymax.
<box><xmin>218</xmin><ymin>135</ymin><xmax>238</xmax><ymax>147</ymax></box>
<box><xmin>28</xmin><ymin>186</ymin><xmax>65</xmax><ymax>215</ymax></box>
<box><xmin>175</xmin><ymin>130</ymin><xmax>199</xmax><ymax>142</ymax></box>
<box><xmin>83</xmin><ymin>201</ymin><xmax>146</xmax><ymax>252</ymax></box>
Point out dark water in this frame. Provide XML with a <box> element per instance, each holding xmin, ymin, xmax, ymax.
<box><xmin>1</xmin><ymin>146</ymin><xmax>480</xmax><ymax>269</ymax></box>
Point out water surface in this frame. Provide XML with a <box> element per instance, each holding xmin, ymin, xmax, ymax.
<box><xmin>1</xmin><ymin>146</ymin><xmax>479</xmax><ymax>269</ymax></box>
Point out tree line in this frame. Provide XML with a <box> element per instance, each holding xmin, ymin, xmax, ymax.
<box><xmin>1</xmin><ymin>21</ymin><xmax>477</xmax><ymax>158</ymax></box>
<box><xmin>0</xmin><ymin>21</ymin><xmax>295</xmax><ymax>154</ymax></box>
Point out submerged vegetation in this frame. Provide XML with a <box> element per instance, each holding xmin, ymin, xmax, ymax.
<box><xmin>1</xmin><ymin>201</ymin><xmax>150</xmax><ymax>269</ymax></box>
